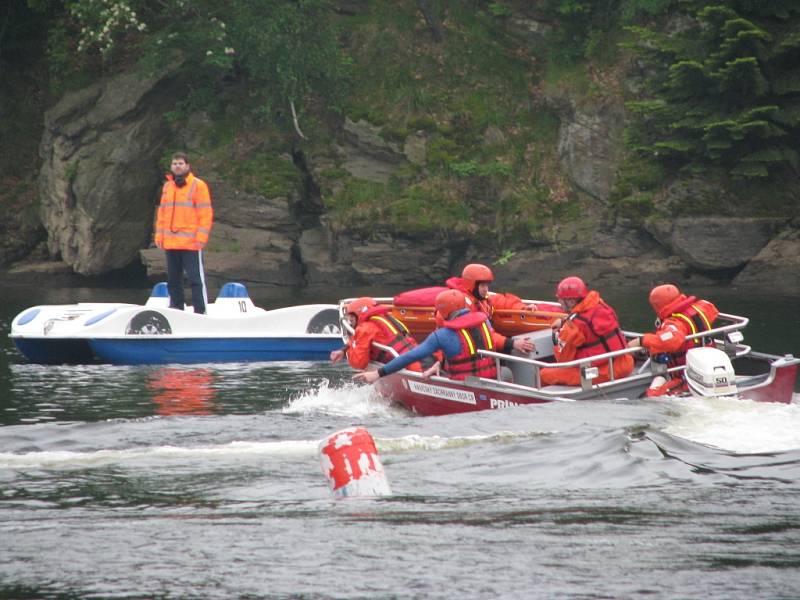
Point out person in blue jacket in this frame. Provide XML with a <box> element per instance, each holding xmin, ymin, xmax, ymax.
<box><xmin>353</xmin><ymin>289</ymin><xmax>533</xmax><ymax>384</ymax></box>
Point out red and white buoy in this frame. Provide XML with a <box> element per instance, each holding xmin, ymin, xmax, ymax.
<box><xmin>319</xmin><ymin>427</ymin><xmax>391</xmax><ymax>498</ymax></box>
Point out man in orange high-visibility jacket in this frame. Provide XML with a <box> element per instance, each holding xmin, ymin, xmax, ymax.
<box><xmin>155</xmin><ymin>152</ymin><xmax>213</xmax><ymax>314</ymax></box>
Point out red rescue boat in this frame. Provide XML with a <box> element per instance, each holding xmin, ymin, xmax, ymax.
<box><xmin>339</xmin><ymin>301</ymin><xmax>798</xmax><ymax>416</ymax></box>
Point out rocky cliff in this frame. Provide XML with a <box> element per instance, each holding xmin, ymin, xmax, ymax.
<box><xmin>4</xmin><ymin>4</ymin><xmax>799</xmax><ymax>296</ymax></box>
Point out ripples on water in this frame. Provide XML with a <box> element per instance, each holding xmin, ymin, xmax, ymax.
<box><xmin>2</xmin><ymin>285</ymin><xmax>799</xmax><ymax>599</ymax></box>
<box><xmin>1</xmin><ymin>355</ymin><xmax>799</xmax><ymax>600</ymax></box>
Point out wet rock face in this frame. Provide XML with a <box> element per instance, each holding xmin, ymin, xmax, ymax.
<box><xmin>338</xmin><ymin>118</ymin><xmax>406</xmax><ymax>183</ymax></box>
<box><xmin>39</xmin><ymin>69</ymin><xmax>180</xmax><ymax>275</ymax></box>
<box><xmin>645</xmin><ymin>217</ymin><xmax>789</xmax><ymax>272</ymax></box>
<box><xmin>24</xmin><ymin>59</ymin><xmax>799</xmax><ymax>293</ymax></box>
<box><xmin>733</xmin><ymin>224</ymin><xmax>800</xmax><ymax>294</ymax></box>
<box><xmin>556</xmin><ymin>99</ymin><xmax>624</xmax><ymax>201</ymax></box>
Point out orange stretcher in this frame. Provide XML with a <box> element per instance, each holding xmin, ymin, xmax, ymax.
<box><xmin>387</xmin><ymin>304</ymin><xmax>564</xmax><ymax>341</ymax></box>
<box><xmin>373</xmin><ymin>286</ymin><xmax>565</xmax><ymax>341</ymax></box>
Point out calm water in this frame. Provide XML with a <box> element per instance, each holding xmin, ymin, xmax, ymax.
<box><xmin>1</xmin><ymin>282</ymin><xmax>799</xmax><ymax>600</ymax></box>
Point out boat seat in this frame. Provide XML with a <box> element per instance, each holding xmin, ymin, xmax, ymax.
<box><xmin>214</xmin><ymin>282</ymin><xmax>256</xmax><ymax>314</ymax></box>
<box><xmin>217</xmin><ymin>282</ymin><xmax>249</xmax><ymax>299</ymax></box>
<box><xmin>145</xmin><ymin>282</ymin><xmax>171</xmax><ymax>308</ymax></box>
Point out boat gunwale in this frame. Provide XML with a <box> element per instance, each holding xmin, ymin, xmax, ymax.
<box><xmin>360</xmin><ymin>308</ymin><xmax>797</xmax><ymax>403</ymax></box>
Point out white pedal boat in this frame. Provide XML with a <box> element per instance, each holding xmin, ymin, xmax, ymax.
<box><xmin>10</xmin><ymin>283</ymin><xmax>342</xmax><ymax>365</ymax></box>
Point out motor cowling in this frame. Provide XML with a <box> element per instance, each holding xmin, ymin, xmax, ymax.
<box><xmin>685</xmin><ymin>347</ymin><xmax>738</xmax><ymax>398</ymax></box>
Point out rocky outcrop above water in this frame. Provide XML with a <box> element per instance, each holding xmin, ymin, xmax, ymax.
<box><xmin>733</xmin><ymin>224</ymin><xmax>800</xmax><ymax>293</ymax></box>
<box><xmin>644</xmin><ymin>217</ymin><xmax>789</xmax><ymax>271</ymax></box>
<box><xmin>556</xmin><ymin>97</ymin><xmax>625</xmax><ymax>201</ymax></box>
<box><xmin>9</xmin><ymin>58</ymin><xmax>799</xmax><ymax>296</ymax></box>
<box><xmin>38</xmin><ymin>68</ymin><xmax>181</xmax><ymax>275</ymax></box>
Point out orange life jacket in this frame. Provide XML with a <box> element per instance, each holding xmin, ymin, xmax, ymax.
<box><xmin>155</xmin><ymin>172</ymin><xmax>213</xmax><ymax>250</ymax></box>
<box><xmin>442</xmin><ymin>311</ymin><xmax>498</xmax><ymax>380</ymax></box>
<box><xmin>660</xmin><ymin>296</ymin><xmax>718</xmax><ymax>368</ymax></box>
<box><xmin>571</xmin><ymin>300</ymin><xmax>627</xmax><ymax>364</ymax></box>
<box><xmin>367</xmin><ymin>313</ymin><xmax>418</xmax><ymax>364</ymax></box>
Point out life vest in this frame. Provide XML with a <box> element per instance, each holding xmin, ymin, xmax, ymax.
<box><xmin>661</xmin><ymin>296</ymin><xmax>718</xmax><ymax>368</ymax></box>
<box><xmin>155</xmin><ymin>172</ymin><xmax>213</xmax><ymax>250</ymax></box>
<box><xmin>367</xmin><ymin>313</ymin><xmax>418</xmax><ymax>364</ymax></box>
<box><xmin>571</xmin><ymin>301</ymin><xmax>627</xmax><ymax>364</ymax></box>
<box><xmin>441</xmin><ymin>311</ymin><xmax>497</xmax><ymax>380</ymax></box>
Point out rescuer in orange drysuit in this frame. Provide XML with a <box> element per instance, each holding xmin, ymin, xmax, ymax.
<box><xmin>444</xmin><ymin>263</ymin><xmax>534</xmax><ymax>356</ymax></box>
<box><xmin>354</xmin><ymin>289</ymin><xmax>518</xmax><ymax>383</ymax></box>
<box><xmin>330</xmin><ymin>297</ymin><xmax>425</xmax><ymax>371</ymax></box>
<box><xmin>627</xmin><ymin>283</ymin><xmax>719</xmax><ymax>396</ymax></box>
<box><xmin>445</xmin><ymin>263</ymin><xmax>533</xmax><ymax>320</ymax></box>
<box><xmin>540</xmin><ymin>276</ymin><xmax>634</xmax><ymax>386</ymax></box>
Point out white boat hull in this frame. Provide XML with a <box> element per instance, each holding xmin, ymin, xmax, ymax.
<box><xmin>10</xmin><ymin>283</ymin><xmax>342</xmax><ymax>365</ymax></box>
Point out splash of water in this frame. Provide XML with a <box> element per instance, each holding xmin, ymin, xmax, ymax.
<box><xmin>282</xmin><ymin>378</ymin><xmax>403</xmax><ymax>419</ymax></box>
<box><xmin>665</xmin><ymin>393</ymin><xmax>800</xmax><ymax>453</ymax></box>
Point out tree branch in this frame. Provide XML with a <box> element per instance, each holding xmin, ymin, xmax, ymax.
<box><xmin>290</xmin><ymin>99</ymin><xmax>307</xmax><ymax>140</ymax></box>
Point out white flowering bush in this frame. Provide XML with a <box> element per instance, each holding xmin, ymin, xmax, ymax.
<box><xmin>68</xmin><ymin>0</ymin><xmax>147</xmax><ymax>55</ymax></box>
<box><xmin>51</xmin><ymin>0</ymin><xmax>347</xmax><ymax>128</ymax></box>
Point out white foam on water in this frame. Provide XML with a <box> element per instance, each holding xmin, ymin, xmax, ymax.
<box><xmin>376</xmin><ymin>430</ymin><xmax>545</xmax><ymax>453</ymax></box>
<box><xmin>665</xmin><ymin>393</ymin><xmax>800</xmax><ymax>453</ymax></box>
<box><xmin>0</xmin><ymin>439</ymin><xmax>320</xmax><ymax>470</ymax></box>
<box><xmin>0</xmin><ymin>430</ymin><xmax>546</xmax><ymax>471</ymax></box>
<box><xmin>282</xmin><ymin>378</ymin><xmax>402</xmax><ymax>419</ymax></box>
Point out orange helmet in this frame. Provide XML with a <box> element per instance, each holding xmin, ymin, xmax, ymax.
<box><xmin>345</xmin><ymin>297</ymin><xmax>376</xmax><ymax>323</ymax></box>
<box><xmin>649</xmin><ymin>284</ymin><xmax>681</xmax><ymax>319</ymax></box>
<box><xmin>461</xmin><ymin>263</ymin><xmax>494</xmax><ymax>285</ymax></box>
<box><xmin>435</xmin><ymin>289</ymin><xmax>467</xmax><ymax>320</ymax></box>
<box><xmin>556</xmin><ymin>276</ymin><xmax>588</xmax><ymax>300</ymax></box>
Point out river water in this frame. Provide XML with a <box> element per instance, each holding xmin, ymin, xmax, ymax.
<box><xmin>1</xmin><ymin>281</ymin><xmax>799</xmax><ymax>599</ymax></box>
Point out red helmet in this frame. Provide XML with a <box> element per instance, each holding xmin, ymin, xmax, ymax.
<box><xmin>345</xmin><ymin>297</ymin><xmax>376</xmax><ymax>323</ymax></box>
<box><xmin>556</xmin><ymin>276</ymin><xmax>588</xmax><ymax>300</ymax></box>
<box><xmin>435</xmin><ymin>289</ymin><xmax>466</xmax><ymax>320</ymax></box>
<box><xmin>649</xmin><ymin>284</ymin><xmax>681</xmax><ymax>319</ymax></box>
<box><xmin>461</xmin><ymin>263</ymin><xmax>494</xmax><ymax>285</ymax></box>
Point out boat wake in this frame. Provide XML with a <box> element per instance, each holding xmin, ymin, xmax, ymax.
<box><xmin>634</xmin><ymin>428</ymin><xmax>800</xmax><ymax>484</ymax></box>
<box><xmin>0</xmin><ymin>430</ymin><xmax>544</xmax><ymax>471</ymax></box>
<box><xmin>375</xmin><ymin>430</ymin><xmax>547</xmax><ymax>453</ymax></box>
<box><xmin>664</xmin><ymin>392</ymin><xmax>800</xmax><ymax>453</ymax></box>
<box><xmin>0</xmin><ymin>439</ymin><xmax>322</xmax><ymax>470</ymax></box>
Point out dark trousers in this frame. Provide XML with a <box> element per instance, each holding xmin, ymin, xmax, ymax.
<box><xmin>165</xmin><ymin>249</ymin><xmax>207</xmax><ymax>314</ymax></box>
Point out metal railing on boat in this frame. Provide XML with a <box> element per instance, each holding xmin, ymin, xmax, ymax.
<box><xmin>359</xmin><ymin>311</ymin><xmax>757</xmax><ymax>399</ymax></box>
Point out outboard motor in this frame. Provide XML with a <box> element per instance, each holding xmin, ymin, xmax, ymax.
<box><xmin>684</xmin><ymin>347</ymin><xmax>738</xmax><ymax>398</ymax></box>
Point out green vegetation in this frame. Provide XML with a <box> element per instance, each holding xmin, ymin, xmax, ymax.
<box><xmin>4</xmin><ymin>0</ymin><xmax>800</xmax><ymax>255</ymax></box>
<box><xmin>624</xmin><ymin>2</ymin><xmax>800</xmax><ymax>179</ymax></box>
<box><xmin>226</xmin><ymin>151</ymin><xmax>302</xmax><ymax>199</ymax></box>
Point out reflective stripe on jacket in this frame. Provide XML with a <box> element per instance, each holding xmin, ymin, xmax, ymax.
<box><xmin>670</xmin><ymin>299</ymin><xmax>717</xmax><ymax>350</ymax></box>
<box><xmin>642</xmin><ymin>296</ymin><xmax>719</xmax><ymax>368</ymax></box>
<box><xmin>443</xmin><ymin>318</ymin><xmax>497</xmax><ymax>380</ymax></box>
<box><xmin>368</xmin><ymin>314</ymin><xmax>418</xmax><ymax>364</ymax></box>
